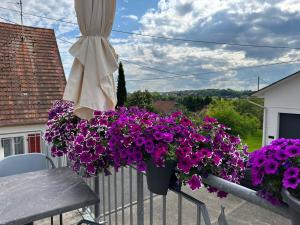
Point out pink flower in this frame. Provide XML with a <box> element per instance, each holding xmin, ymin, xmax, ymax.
<box><xmin>187</xmin><ymin>175</ymin><xmax>202</xmax><ymax>190</ymax></box>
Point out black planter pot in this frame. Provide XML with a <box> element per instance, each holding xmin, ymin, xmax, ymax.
<box><xmin>281</xmin><ymin>189</ymin><xmax>300</xmax><ymax>225</ymax></box>
<box><xmin>146</xmin><ymin>160</ymin><xmax>177</xmax><ymax>195</ymax></box>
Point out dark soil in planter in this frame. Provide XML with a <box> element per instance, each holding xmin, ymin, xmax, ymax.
<box><xmin>146</xmin><ymin>159</ymin><xmax>177</xmax><ymax>195</ymax></box>
<box><xmin>240</xmin><ymin>168</ymin><xmax>260</xmax><ymax>191</ymax></box>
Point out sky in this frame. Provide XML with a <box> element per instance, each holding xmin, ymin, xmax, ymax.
<box><xmin>1</xmin><ymin>0</ymin><xmax>300</xmax><ymax>92</ymax></box>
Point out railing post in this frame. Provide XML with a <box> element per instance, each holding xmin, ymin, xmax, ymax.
<box><xmin>137</xmin><ymin>172</ymin><xmax>144</xmax><ymax>225</ymax></box>
<box><xmin>94</xmin><ymin>176</ymin><xmax>100</xmax><ymax>222</ymax></box>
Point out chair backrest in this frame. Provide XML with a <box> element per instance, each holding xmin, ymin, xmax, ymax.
<box><xmin>0</xmin><ymin>153</ymin><xmax>54</xmax><ymax>177</ymax></box>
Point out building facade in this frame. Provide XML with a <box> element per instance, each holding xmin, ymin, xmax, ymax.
<box><xmin>0</xmin><ymin>22</ymin><xmax>66</xmax><ymax>159</ymax></box>
<box><xmin>253</xmin><ymin>71</ymin><xmax>300</xmax><ymax>145</ymax></box>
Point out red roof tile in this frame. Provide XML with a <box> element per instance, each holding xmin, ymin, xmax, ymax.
<box><xmin>0</xmin><ymin>22</ymin><xmax>66</xmax><ymax>127</ymax></box>
<box><xmin>153</xmin><ymin>100</ymin><xmax>178</xmax><ymax>114</ymax></box>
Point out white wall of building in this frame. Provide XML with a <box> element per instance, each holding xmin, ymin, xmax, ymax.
<box><xmin>0</xmin><ymin>124</ymin><xmax>45</xmax><ymax>155</ymax></box>
<box><xmin>261</xmin><ymin>75</ymin><xmax>300</xmax><ymax>145</ymax></box>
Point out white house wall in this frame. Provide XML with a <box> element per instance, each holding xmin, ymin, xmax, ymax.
<box><xmin>0</xmin><ymin>124</ymin><xmax>45</xmax><ymax>156</ymax></box>
<box><xmin>262</xmin><ymin>75</ymin><xmax>300</xmax><ymax>145</ymax></box>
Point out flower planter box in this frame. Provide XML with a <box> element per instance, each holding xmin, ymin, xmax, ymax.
<box><xmin>281</xmin><ymin>189</ymin><xmax>300</xmax><ymax>225</ymax></box>
<box><xmin>239</xmin><ymin>168</ymin><xmax>260</xmax><ymax>191</ymax></box>
<box><xmin>146</xmin><ymin>160</ymin><xmax>177</xmax><ymax>195</ymax></box>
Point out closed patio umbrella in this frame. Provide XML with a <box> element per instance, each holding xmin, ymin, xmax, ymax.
<box><xmin>63</xmin><ymin>0</ymin><xmax>118</xmax><ymax>120</ymax></box>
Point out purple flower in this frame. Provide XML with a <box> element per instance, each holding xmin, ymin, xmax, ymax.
<box><xmin>136</xmin><ymin>137</ymin><xmax>145</xmax><ymax>147</ymax></box>
<box><xmin>284</xmin><ymin>145</ymin><xmax>300</xmax><ymax>157</ymax></box>
<box><xmin>137</xmin><ymin>161</ymin><xmax>147</xmax><ymax>172</ymax></box>
<box><xmin>163</xmin><ymin>133</ymin><xmax>174</xmax><ymax>143</ymax></box>
<box><xmin>284</xmin><ymin>167</ymin><xmax>299</xmax><ymax>178</ymax></box>
<box><xmin>74</xmin><ymin>145</ymin><xmax>83</xmax><ymax>154</ymax></box>
<box><xmin>87</xmin><ymin>164</ymin><xmax>96</xmax><ymax>175</ymax></box>
<box><xmin>212</xmin><ymin>155</ymin><xmax>221</xmax><ymax>166</ymax></box>
<box><xmin>144</xmin><ymin>140</ymin><xmax>154</xmax><ymax>153</ymax></box>
<box><xmin>217</xmin><ymin>191</ymin><xmax>228</xmax><ymax>198</ymax></box>
<box><xmin>153</xmin><ymin>131</ymin><xmax>163</xmax><ymax>140</ymax></box>
<box><xmin>207</xmin><ymin>186</ymin><xmax>218</xmax><ymax>193</ymax></box>
<box><xmin>178</xmin><ymin>157</ymin><xmax>192</xmax><ymax>174</ymax></box>
<box><xmin>253</xmin><ymin>154</ymin><xmax>266</xmax><ymax>167</ymax></box>
<box><xmin>86</xmin><ymin>138</ymin><xmax>96</xmax><ymax>147</ymax></box>
<box><xmin>282</xmin><ymin>176</ymin><xmax>299</xmax><ymax>189</ymax></box>
<box><xmin>75</xmin><ymin>135</ymin><xmax>85</xmax><ymax>144</ymax></box>
<box><xmin>80</xmin><ymin>152</ymin><xmax>92</xmax><ymax>164</ymax></box>
<box><xmin>199</xmin><ymin>148</ymin><xmax>212</xmax><ymax>158</ymax></box>
<box><xmin>274</xmin><ymin>150</ymin><xmax>288</xmax><ymax>161</ymax></box>
<box><xmin>187</xmin><ymin>175</ymin><xmax>202</xmax><ymax>190</ymax></box>
<box><xmin>95</xmin><ymin>145</ymin><xmax>105</xmax><ymax>155</ymax></box>
<box><xmin>264</xmin><ymin>159</ymin><xmax>279</xmax><ymax>174</ymax></box>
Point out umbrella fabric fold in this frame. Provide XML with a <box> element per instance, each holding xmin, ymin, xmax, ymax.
<box><xmin>63</xmin><ymin>0</ymin><xmax>118</xmax><ymax>120</ymax></box>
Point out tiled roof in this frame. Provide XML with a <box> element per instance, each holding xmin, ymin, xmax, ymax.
<box><xmin>153</xmin><ymin>100</ymin><xmax>177</xmax><ymax>114</ymax></box>
<box><xmin>0</xmin><ymin>22</ymin><xmax>66</xmax><ymax>127</ymax></box>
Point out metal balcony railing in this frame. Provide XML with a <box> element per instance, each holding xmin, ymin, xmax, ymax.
<box><xmin>41</xmin><ymin>139</ymin><xmax>292</xmax><ymax>225</ymax></box>
<box><xmin>42</xmin><ymin>141</ymin><xmax>214</xmax><ymax>225</ymax></box>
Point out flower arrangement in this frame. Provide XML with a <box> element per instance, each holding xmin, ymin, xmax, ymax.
<box><xmin>248</xmin><ymin>138</ymin><xmax>300</xmax><ymax>205</ymax></box>
<box><xmin>177</xmin><ymin>116</ymin><xmax>248</xmax><ymax>198</ymax></box>
<box><xmin>45</xmin><ymin>100</ymin><xmax>80</xmax><ymax>157</ymax></box>
<box><xmin>45</xmin><ymin>100</ymin><xmax>247</xmax><ymax>197</ymax></box>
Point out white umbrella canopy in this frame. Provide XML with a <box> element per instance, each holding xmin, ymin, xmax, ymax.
<box><xmin>63</xmin><ymin>0</ymin><xmax>118</xmax><ymax>120</ymax></box>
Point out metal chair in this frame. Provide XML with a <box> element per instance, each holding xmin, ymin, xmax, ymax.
<box><xmin>0</xmin><ymin>153</ymin><xmax>55</xmax><ymax>177</ymax></box>
<box><xmin>0</xmin><ymin>153</ymin><xmax>56</xmax><ymax>225</ymax></box>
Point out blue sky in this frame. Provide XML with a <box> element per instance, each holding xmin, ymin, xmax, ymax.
<box><xmin>1</xmin><ymin>0</ymin><xmax>300</xmax><ymax>92</ymax></box>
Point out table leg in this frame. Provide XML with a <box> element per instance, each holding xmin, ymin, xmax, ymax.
<box><xmin>51</xmin><ymin>216</ymin><xmax>53</xmax><ymax>225</ymax></box>
<box><xmin>60</xmin><ymin>214</ymin><xmax>63</xmax><ymax>225</ymax></box>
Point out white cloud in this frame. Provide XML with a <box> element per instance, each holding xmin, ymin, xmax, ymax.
<box><xmin>122</xmin><ymin>15</ymin><xmax>139</xmax><ymax>21</ymax></box>
<box><xmin>1</xmin><ymin>0</ymin><xmax>300</xmax><ymax>92</ymax></box>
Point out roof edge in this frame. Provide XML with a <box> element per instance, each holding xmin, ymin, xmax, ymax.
<box><xmin>252</xmin><ymin>70</ymin><xmax>300</xmax><ymax>97</ymax></box>
<box><xmin>0</xmin><ymin>21</ymin><xmax>54</xmax><ymax>32</ymax></box>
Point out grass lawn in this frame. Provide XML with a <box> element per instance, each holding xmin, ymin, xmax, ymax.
<box><xmin>245</xmin><ymin>130</ymin><xmax>263</xmax><ymax>152</ymax></box>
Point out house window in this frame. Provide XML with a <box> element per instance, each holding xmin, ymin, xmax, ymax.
<box><xmin>27</xmin><ymin>133</ymin><xmax>41</xmax><ymax>153</ymax></box>
<box><xmin>0</xmin><ymin>136</ymin><xmax>25</xmax><ymax>157</ymax></box>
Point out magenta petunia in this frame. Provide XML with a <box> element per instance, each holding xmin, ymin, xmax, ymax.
<box><xmin>274</xmin><ymin>150</ymin><xmax>288</xmax><ymax>161</ymax></box>
<box><xmin>217</xmin><ymin>191</ymin><xmax>228</xmax><ymax>198</ymax></box>
<box><xmin>80</xmin><ymin>152</ymin><xmax>92</xmax><ymax>164</ymax></box>
<box><xmin>87</xmin><ymin>164</ymin><xmax>96</xmax><ymax>175</ymax></box>
<box><xmin>137</xmin><ymin>161</ymin><xmax>147</xmax><ymax>172</ymax></box>
<box><xmin>75</xmin><ymin>134</ymin><xmax>85</xmax><ymax>144</ymax></box>
<box><xmin>282</xmin><ymin>176</ymin><xmax>299</xmax><ymax>189</ymax></box>
<box><xmin>284</xmin><ymin>167</ymin><xmax>299</xmax><ymax>178</ymax></box>
<box><xmin>284</xmin><ymin>145</ymin><xmax>300</xmax><ymax>157</ymax></box>
<box><xmin>187</xmin><ymin>175</ymin><xmax>202</xmax><ymax>190</ymax></box>
<box><xmin>264</xmin><ymin>159</ymin><xmax>279</xmax><ymax>174</ymax></box>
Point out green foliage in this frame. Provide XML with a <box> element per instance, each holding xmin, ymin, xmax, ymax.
<box><xmin>179</xmin><ymin>96</ymin><xmax>212</xmax><ymax>112</ymax></box>
<box><xmin>117</xmin><ymin>62</ymin><xmax>127</xmax><ymax>107</ymax></box>
<box><xmin>207</xmin><ymin>99</ymin><xmax>260</xmax><ymax>139</ymax></box>
<box><xmin>127</xmin><ymin>90</ymin><xmax>155</xmax><ymax>111</ymax></box>
<box><xmin>161</xmin><ymin>89</ymin><xmax>252</xmax><ymax>99</ymax></box>
<box><xmin>233</xmin><ymin>98</ymin><xmax>264</xmax><ymax>128</ymax></box>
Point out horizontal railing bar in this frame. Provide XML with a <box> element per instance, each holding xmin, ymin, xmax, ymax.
<box><xmin>170</xmin><ymin>188</ymin><xmax>206</xmax><ymax>207</ymax></box>
<box><xmin>99</xmin><ymin>195</ymin><xmax>159</xmax><ymax>218</ymax></box>
<box><xmin>203</xmin><ymin>175</ymin><xmax>291</xmax><ymax>219</ymax></box>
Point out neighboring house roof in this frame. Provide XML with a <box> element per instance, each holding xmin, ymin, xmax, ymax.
<box><xmin>252</xmin><ymin>70</ymin><xmax>300</xmax><ymax>97</ymax></box>
<box><xmin>153</xmin><ymin>100</ymin><xmax>177</xmax><ymax>114</ymax></box>
<box><xmin>0</xmin><ymin>22</ymin><xmax>66</xmax><ymax>127</ymax></box>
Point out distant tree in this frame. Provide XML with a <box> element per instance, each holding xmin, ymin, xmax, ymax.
<box><xmin>180</xmin><ymin>96</ymin><xmax>212</xmax><ymax>112</ymax></box>
<box><xmin>233</xmin><ymin>98</ymin><xmax>264</xmax><ymax>128</ymax></box>
<box><xmin>116</xmin><ymin>62</ymin><xmax>127</xmax><ymax>107</ymax></box>
<box><xmin>127</xmin><ymin>90</ymin><xmax>155</xmax><ymax>111</ymax></box>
